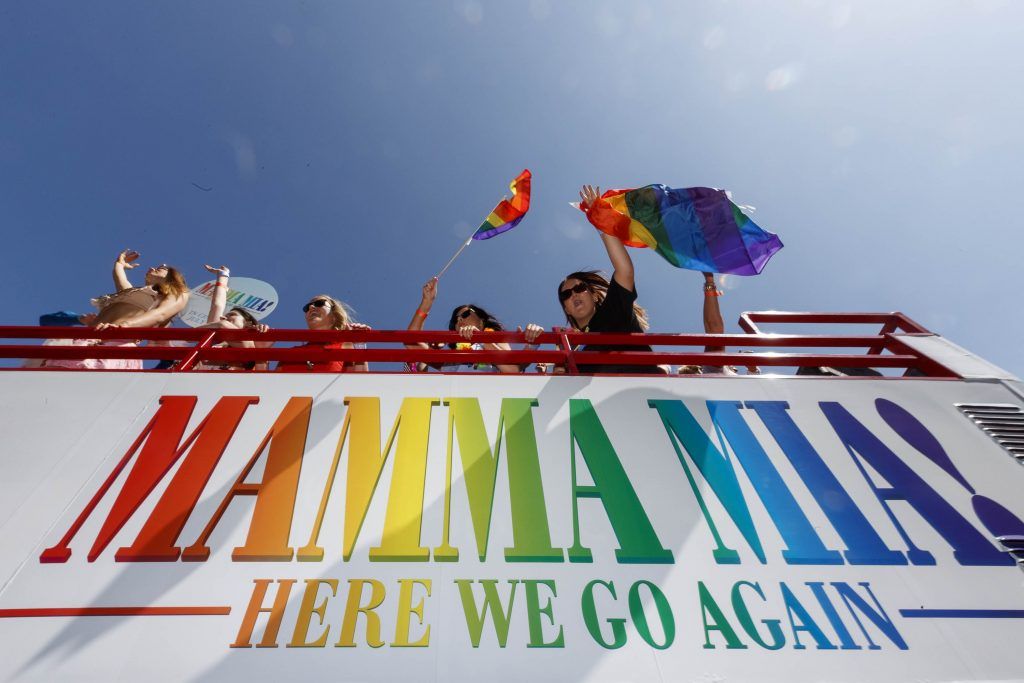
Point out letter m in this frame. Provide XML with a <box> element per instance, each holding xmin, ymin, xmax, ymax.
<box><xmin>40</xmin><ymin>396</ymin><xmax>257</xmax><ymax>563</ymax></box>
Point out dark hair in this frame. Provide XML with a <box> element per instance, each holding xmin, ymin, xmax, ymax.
<box><xmin>445</xmin><ymin>304</ymin><xmax>504</xmax><ymax>350</ymax></box>
<box><xmin>558</xmin><ymin>270</ymin><xmax>649</xmax><ymax>330</ymax></box>
<box><xmin>447</xmin><ymin>304</ymin><xmax>504</xmax><ymax>332</ymax></box>
<box><xmin>229</xmin><ymin>307</ymin><xmax>259</xmax><ymax>327</ymax></box>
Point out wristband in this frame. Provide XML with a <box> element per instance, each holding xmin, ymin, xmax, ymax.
<box><xmin>415</xmin><ymin>310</ymin><xmax>428</xmax><ymax>318</ymax></box>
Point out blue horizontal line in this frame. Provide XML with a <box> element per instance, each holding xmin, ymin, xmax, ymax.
<box><xmin>900</xmin><ymin>609</ymin><xmax>1024</xmax><ymax>619</ymax></box>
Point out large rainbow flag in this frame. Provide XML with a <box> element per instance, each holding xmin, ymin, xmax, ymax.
<box><xmin>473</xmin><ymin>169</ymin><xmax>532</xmax><ymax>240</ymax></box>
<box><xmin>581</xmin><ymin>185</ymin><xmax>783</xmax><ymax>275</ymax></box>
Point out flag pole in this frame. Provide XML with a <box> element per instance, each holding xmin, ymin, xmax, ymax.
<box><xmin>435</xmin><ymin>197</ymin><xmax>505</xmax><ymax>279</ymax></box>
<box><xmin>435</xmin><ymin>231</ymin><xmax>476</xmax><ymax>280</ymax></box>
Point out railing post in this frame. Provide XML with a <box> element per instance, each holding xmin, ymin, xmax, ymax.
<box><xmin>890</xmin><ymin>312</ymin><xmax>930</xmax><ymax>334</ymax></box>
<box><xmin>174</xmin><ymin>331</ymin><xmax>218</xmax><ymax>372</ymax></box>
<box><xmin>556</xmin><ymin>329</ymin><xmax>579</xmax><ymax>374</ymax></box>
<box><xmin>868</xmin><ymin>320</ymin><xmax>898</xmax><ymax>355</ymax></box>
<box><xmin>882</xmin><ymin>334</ymin><xmax>959</xmax><ymax>378</ymax></box>
<box><xmin>737</xmin><ymin>312</ymin><xmax>761</xmax><ymax>334</ymax></box>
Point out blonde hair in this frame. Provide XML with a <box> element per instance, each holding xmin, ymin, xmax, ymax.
<box><xmin>309</xmin><ymin>294</ymin><xmax>354</xmax><ymax>330</ymax></box>
<box><xmin>558</xmin><ymin>270</ymin><xmax>649</xmax><ymax>331</ymax></box>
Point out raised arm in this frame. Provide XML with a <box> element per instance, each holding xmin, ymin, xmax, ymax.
<box><xmin>580</xmin><ymin>185</ymin><xmax>634</xmax><ymax>291</ymax></box>
<box><xmin>405</xmin><ymin>278</ymin><xmax>437</xmax><ymax>351</ymax></box>
<box><xmin>702</xmin><ymin>272</ymin><xmax>725</xmax><ymax>352</ymax></box>
<box><xmin>204</xmin><ymin>265</ymin><xmax>230</xmax><ymax>322</ymax></box>
<box><xmin>112</xmin><ymin>250</ymin><xmax>139</xmax><ymax>292</ymax></box>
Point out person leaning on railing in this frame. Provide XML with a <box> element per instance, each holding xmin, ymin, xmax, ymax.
<box><xmin>189</xmin><ymin>264</ymin><xmax>272</xmax><ymax>371</ymax></box>
<box><xmin>405</xmin><ymin>277</ymin><xmax>543</xmax><ymax>373</ymax></box>
<box><xmin>37</xmin><ymin>249</ymin><xmax>189</xmax><ymax>370</ymax></box>
<box><xmin>556</xmin><ymin>184</ymin><xmax>662</xmax><ymax>374</ymax></box>
<box><xmin>275</xmin><ymin>294</ymin><xmax>369</xmax><ymax>373</ymax></box>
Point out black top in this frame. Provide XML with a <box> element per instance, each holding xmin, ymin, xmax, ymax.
<box><xmin>577</xmin><ymin>279</ymin><xmax>659</xmax><ymax>374</ymax></box>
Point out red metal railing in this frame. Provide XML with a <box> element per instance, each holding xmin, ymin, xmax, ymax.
<box><xmin>0</xmin><ymin>312</ymin><xmax>959</xmax><ymax>377</ymax></box>
<box><xmin>737</xmin><ymin>311</ymin><xmax>931</xmax><ymax>335</ymax></box>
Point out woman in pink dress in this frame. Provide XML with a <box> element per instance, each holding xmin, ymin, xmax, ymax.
<box><xmin>41</xmin><ymin>250</ymin><xmax>189</xmax><ymax>369</ymax></box>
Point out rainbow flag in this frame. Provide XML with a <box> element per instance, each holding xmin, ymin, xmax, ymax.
<box><xmin>473</xmin><ymin>169</ymin><xmax>532</xmax><ymax>240</ymax></box>
<box><xmin>581</xmin><ymin>185</ymin><xmax>783</xmax><ymax>275</ymax></box>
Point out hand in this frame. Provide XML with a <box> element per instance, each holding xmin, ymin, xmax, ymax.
<box><xmin>535</xmin><ymin>362</ymin><xmax>551</xmax><ymax>374</ymax></box>
<box><xmin>420</xmin><ymin>277</ymin><xmax>438</xmax><ymax>309</ymax></box>
<box><xmin>520</xmin><ymin>323</ymin><xmax>543</xmax><ymax>345</ymax></box>
<box><xmin>579</xmin><ymin>185</ymin><xmax>602</xmax><ymax>210</ymax></box>
<box><xmin>347</xmin><ymin>322</ymin><xmax>373</xmax><ymax>332</ymax></box>
<box><xmin>204</xmin><ymin>264</ymin><xmax>230</xmax><ymax>278</ymax></box>
<box><xmin>116</xmin><ymin>250</ymin><xmax>140</xmax><ymax>269</ymax></box>
<box><xmin>78</xmin><ymin>313</ymin><xmax>97</xmax><ymax>326</ymax></box>
<box><xmin>255</xmin><ymin>323</ymin><xmax>270</xmax><ymax>334</ymax></box>
<box><xmin>95</xmin><ymin>322</ymin><xmax>122</xmax><ymax>331</ymax></box>
<box><xmin>458</xmin><ymin>326</ymin><xmax>476</xmax><ymax>341</ymax></box>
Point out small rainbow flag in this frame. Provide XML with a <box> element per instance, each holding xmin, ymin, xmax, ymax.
<box><xmin>581</xmin><ymin>185</ymin><xmax>783</xmax><ymax>275</ymax></box>
<box><xmin>473</xmin><ymin>169</ymin><xmax>532</xmax><ymax>240</ymax></box>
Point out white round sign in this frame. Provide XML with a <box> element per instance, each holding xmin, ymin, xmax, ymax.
<box><xmin>178</xmin><ymin>276</ymin><xmax>279</xmax><ymax>328</ymax></box>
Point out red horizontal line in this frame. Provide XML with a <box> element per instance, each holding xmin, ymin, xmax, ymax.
<box><xmin>0</xmin><ymin>606</ymin><xmax>231</xmax><ymax>618</ymax></box>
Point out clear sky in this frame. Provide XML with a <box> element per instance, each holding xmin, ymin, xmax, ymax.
<box><xmin>3</xmin><ymin>1</ymin><xmax>1022</xmax><ymax>374</ymax></box>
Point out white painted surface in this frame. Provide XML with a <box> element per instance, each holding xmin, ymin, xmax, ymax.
<box><xmin>895</xmin><ymin>334</ymin><xmax>1019</xmax><ymax>380</ymax></box>
<box><xmin>179</xmin><ymin>277</ymin><xmax>278</xmax><ymax>327</ymax></box>
<box><xmin>0</xmin><ymin>372</ymin><xmax>1022</xmax><ymax>682</ymax></box>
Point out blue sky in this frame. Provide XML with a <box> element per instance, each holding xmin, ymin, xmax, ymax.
<box><xmin>3</xmin><ymin>1</ymin><xmax>1022</xmax><ymax>374</ymax></box>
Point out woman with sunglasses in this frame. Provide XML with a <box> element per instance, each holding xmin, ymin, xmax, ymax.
<box><xmin>275</xmin><ymin>295</ymin><xmax>369</xmax><ymax>372</ymax></box>
<box><xmin>406</xmin><ymin>277</ymin><xmax>542</xmax><ymax>373</ymax></box>
<box><xmin>557</xmin><ymin>185</ymin><xmax>660</xmax><ymax>374</ymax></box>
<box><xmin>40</xmin><ymin>250</ymin><xmax>190</xmax><ymax>369</ymax></box>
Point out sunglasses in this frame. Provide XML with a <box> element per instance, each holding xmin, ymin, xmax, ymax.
<box><xmin>558</xmin><ymin>282</ymin><xmax>589</xmax><ymax>301</ymax></box>
<box><xmin>302</xmin><ymin>299</ymin><xmax>331</xmax><ymax>313</ymax></box>
<box><xmin>150</xmin><ymin>264</ymin><xmax>169</xmax><ymax>271</ymax></box>
<box><xmin>457</xmin><ymin>308</ymin><xmax>476</xmax><ymax>320</ymax></box>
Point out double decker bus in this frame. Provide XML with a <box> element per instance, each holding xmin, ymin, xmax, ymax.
<box><xmin>0</xmin><ymin>311</ymin><xmax>1021</xmax><ymax>682</ymax></box>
